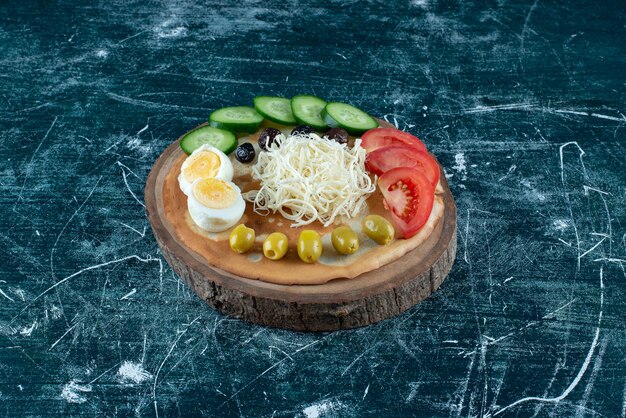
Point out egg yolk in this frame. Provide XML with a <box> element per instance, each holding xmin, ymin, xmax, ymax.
<box><xmin>193</xmin><ymin>178</ymin><xmax>237</xmax><ymax>209</ymax></box>
<box><xmin>182</xmin><ymin>151</ymin><xmax>221</xmax><ymax>183</ymax></box>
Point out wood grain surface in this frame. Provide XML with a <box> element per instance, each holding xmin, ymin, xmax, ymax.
<box><xmin>1</xmin><ymin>0</ymin><xmax>624</xmax><ymax>416</ymax></box>
<box><xmin>145</xmin><ymin>122</ymin><xmax>457</xmax><ymax>331</ymax></box>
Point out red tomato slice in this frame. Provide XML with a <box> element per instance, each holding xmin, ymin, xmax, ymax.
<box><xmin>378</xmin><ymin>167</ymin><xmax>435</xmax><ymax>239</ymax></box>
<box><xmin>361</xmin><ymin>128</ymin><xmax>427</xmax><ymax>153</ymax></box>
<box><xmin>365</xmin><ymin>145</ymin><xmax>440</xmax><ymax>187</ymax></box>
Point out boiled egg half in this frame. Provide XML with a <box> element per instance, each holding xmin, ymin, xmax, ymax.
<box><xmin>178</xmin><ymin>145</ymin><xmax>233</xmax><ymax>196</ymax></box>
<box><xmin>188</xmin><ymin>178</ymin><xmax>245</xmax><ymax>232</ymax></box>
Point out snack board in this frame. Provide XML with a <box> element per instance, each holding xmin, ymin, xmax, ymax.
<box><xmin>146</xmin><ymin>98</ymin><xmax>456</xmax><ymax>331</ymax></box>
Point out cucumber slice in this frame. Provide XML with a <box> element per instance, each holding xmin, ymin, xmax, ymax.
<box><xmin>321</xmin><ymin>102</ymin><xmax>379</xmax><ymax>135</ymax></box>
<box><xmin>209</xmin><ymin>106</ymin><xmax>264</xmax><ymax>133</ymax></box>
<box><xmin>179</xmin><ymin>125</ymin><xmax>238</xmax><ymax>155</ymax></box>
<box><xmin>254</xmin><ymin>96</ymin><xmax>296</xmax><ymax>125</ymax></box>
<box><xmin>291</xmin><ymin>95</ymin><xmax>328</xmax><ymax>130</ymax></box>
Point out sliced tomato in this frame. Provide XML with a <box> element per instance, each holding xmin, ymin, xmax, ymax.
<box><xmin>378</xmin><ymin>167</ymin><xmax>434</xmax><ymax>239</ymax></box>
<box><xmin>365</xmin><ymin>145</ymin><xmax>440</xmax><ymax>187</ymax></box>
<box><xmin>361</xmin><ymin>128</ymin><xmax>427</xmax><ymax>153</ymax></box>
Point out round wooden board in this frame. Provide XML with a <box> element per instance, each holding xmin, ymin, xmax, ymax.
<box><xmin>145</xmin><ymin>120</ymin><xmax>457</xmax><ymax>331</ymax></box>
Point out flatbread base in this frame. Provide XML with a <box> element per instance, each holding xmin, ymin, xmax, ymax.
<box><xmin>162</xmin><ymin>151</ymin><xmax>445</xmax><ymax>285</ymax></box>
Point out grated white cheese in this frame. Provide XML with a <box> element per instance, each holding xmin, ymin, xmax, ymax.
<box><xmin>244</xmin><ymin>133</ymin><xmax>376</xmax><ymax>227</ymax></box>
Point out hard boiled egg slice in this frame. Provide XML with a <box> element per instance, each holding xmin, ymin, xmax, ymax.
<box><xmin>178</xmin><ymin>145</ymin><xmax>233</xmax><ymax>196</ymax></box>
<box><xmin>188</xmin><ymin>178</ymin><xmax>245</xmax><ymax>232</ymax></box>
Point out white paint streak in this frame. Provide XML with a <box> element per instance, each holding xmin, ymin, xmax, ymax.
<box><xmin>622</xmin><ymin>380</ymin><xmax>626</xmax><ymax>418</ymax></box>
<box><xmin>14</xmin><ymin>116</ymin><xmax>58</xmax><ymax>208</ymax></box>
<box><xmin>153</xmin><ymin>317</ymin><xmax>201</xmax><ymax>417</ymax></box>
<box><xmin>584</xmin><ymin>185</ymin><xmax>613</xmax><ymax>256</ymax></box>
<box><xmin>463</xmin><ymin>102</ymin><xmax>626</xmax><ymax>123</ymax></box>
<box><xmin>464</xmin><ymin>299</ymin><xmax>577</xmax><ymax>358</ymax></box>
<box><xmin>453</xmin><ymin>152</ymin><xmax>467</xmax><ymax>180</ymax></box>
<box><xmin>559</xmin><ymin>142</ymin><xmax>586</xmax><ymax>271</ymax></box>
<box><xmin>155</xmin><ymin>19</ymin><xmax>187</xmax><ymax>38</ymax></box>
<box><xmin>590</xmin><ymin>112</ymin><xmax>626</xmax><ymax>122</ymax></box>
<box><xmin>119</xmin><ymin>361</ymin><xmax>153</xmax><ymax>384</ymax></box>
<box><xmin>549</xmin><ymin>108</ymin><xmax>626</xmax><ymax>122</ymax></box>
<box><xmin>268</xmin><ymin>345</ymin><xmax>294</xmax><ymax>362</ymax></box>
<box><xmin>341</xmin><ymin>344</ymin><xmax>377</xmax><ymax>376</ymax></box>
<box><xmin>49</xmin><ymin>323</ymin><xmax>78</xmax><ymax>350</ymax></box>
<box><xmin>136</xmin><ymin>124</ymin><xmax>149</xmax><ymax>135</ymax></box>
<box><xmin>492</xmin><ymin>269</ymin><xmax>604</xmax><ymax>416</ymax></box>
<box><xmin>553</xmin><ymin>219</ymin><xmax>569</xmax><ymax>231</ymax></box>
<box><xmin>302</xmin><ymin>401</ymin><xmax>344</xmax><ymax>418</ymax></box>
<box><xmin>456</xmin><ymin>349</ymin><xmax>476</xmax><ymax>416</ymax></box>
<box><xmin>498</xmin><ymin>164</ymin><xmax>517</xmax><ymax>182</ymax></box>
<box><xmin>0</xmin><ymin>288</ymin><xmax>15</xmax><ymax>302</ymax></box>
<box><xmin>406</xmin><ymin>382</ymin><xmax>420</xmax><ymax>403</ymax></box>
<box><xmin>119</xmin><ymin>222</ymin><xmax>146</xmax><ymax>237</ymax></box>
<box><xmin>120</xmin><ymin>288</ymin><xmax>137</xmax><ymax>300</ymax></box>
<box><xmin>558</xmin><ymin>238</ymin><xmax>572</xmax><ymax>247</ymax></box>
<box><xmin>578</xmin><ymin>237</ymin><xmax>607</xmax><ymax>261</ymax></box>
<box><xmin>465</xmin><ymin>103</ymin><xmax>535</xmax><ymax>113</ymax></box>
<box><xmin>61</xmin><ymin>381</ymin><xmax>92</xmax><ymax>404</ymax></box>
<box><xmin>520</xmin><ymin>0</ymin><xmax>540</xmax><ymax>71</ymax></box>
<box><xmin>410</xmin><ymin>0</ymin><xmax>429</xmax><ymax>7</ymax></box>
<box><xmin>117</xmin><ymin>162</ymin><xmax>145</xmax><ymax>208</ymax></box>
<box><xmin>106</xmin><ymin>92</ymin><xmax>207</xmax><ymax>111</ymax></box>
<box><xmin>50</xmin><ymin>176</ymin><xmax>103</xmax><ymax>280</ymax></box>
<box><xmin>11</xmin><ymin>255</ymin><xmax>162</xmax><ymax>326</ymax></box>
<box><xmin>118</xmin><ymin>30</ymin><xmax>149</xmax><ymax>44</ymax></box>
<box><xmin>20</xmin><ymin>320</ymin><xmax>37</xmax><ymax>337</ymax></box>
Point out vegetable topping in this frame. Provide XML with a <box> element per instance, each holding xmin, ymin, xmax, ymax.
<box><xmin>291</xmin><ymin>124</ymin><xmax>315</xmax><ymax>136</ymax></box>
<box><xmin>253</xmin><ymin>96</ymin><xmax>296</xmax><ymax>125</ymax></box>
<box><xmin>179</xmin><ymin>125</ymin><xmax>237</xmax><ymax>155</ymax></box>
<box><xmin>331</xmin><ymin>226</ymin><xmax>359</xmax><ymax>255</ymax></box>
<box><xmin>297</xmin><ymin>230</ymin><xmax>323</xmax><ymax>263</ymax></box>
<box><xmin>324</xmin><ymin>127</ymin><xmax>349</xmax><ymax>145</ymax></box>
<box><xmin>362</xmin><ymin>215</ymin><xmax>395</xmax><ymax>245</ymax></box>
<box><xmin>229</xmin><ymin>224</ymin><xmax>256</xmax><ymax>254</ymax></box>
<box><xmin>361</xmin><ymin>128</ymin><xmax>426</xmax><ymax>153</ymax></box>
<box><xmin>377</xmin><ymin>167</ymin><xmax>434</xmax><ymax>239</ymax></box>
<box><xmin>209</xmin><ymin>106</ymin><xmax>264</xmax><ymax>133</ymax></box>
<box><xmin>365</xmin><ymin>145</ymin><xmax>440</xmax><ymax>187</ymax></box>
<box><xmin>322</xmin><ymin>102</ymin><xmax>379</xmax><ymax>135</ymax></box>
<box><xmin>291</xmin><ymin>95</ymin><xmax>328</xmax><ymax>130</ymax></box>
<box><xmin>258</xmin><ymin>127</ymin><xmax>285</xmax><ymax>151</ymax></box>
<box><xmin>263</xmin><ymin>232</ymin><xmax>288</xmax><ymax>260</ymax></box>
<box><xmin>235</xmin><ymin>143</ymin><xmax>256</xmax><ymax>163</ymax></box>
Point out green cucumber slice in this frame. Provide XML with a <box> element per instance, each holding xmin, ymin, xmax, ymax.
<box><xmin>321</xmin><ymin>102</ymin><xmax>378</xmax><ymax>135</ymax></box>
<box><xmin>291</xmin><ymin>95</ymin><xmax>328</xmax><ymax>130</ymax></box>
<box><xmin>253</xmin><ymin>96</ymin><xmax>296</xmax><ymax>125</ymax></box>
<box><xmin>209</xmin><ymin>106</ymin><xmax>264</xmax><ymax>133</ymax></box>
<box><xmin>179</xmin><ymin>125</ymin><xmax>238</xmax><ymax>155</ymax></box>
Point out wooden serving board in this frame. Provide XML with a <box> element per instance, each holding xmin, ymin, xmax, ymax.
<box><xmin>145</xmin><ymin>121</ymin><xmax>457</xmax><ymax>331</ymax></box>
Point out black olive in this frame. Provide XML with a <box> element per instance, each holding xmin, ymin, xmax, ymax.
<box><xmin>291</xmin><ymin>125</ymin><xmax>315</xmax><ymax>136</ymax></box>
<box><xmin>324</xmin><ymin>128</ymin><xmax>349</xmax><ymax>145</ymax></box>
<box><xmin>258</xmin><ymin>127</ymin><xmax>283</xmax><ymax>151</ymax></box>
<box><xmin>235</xmin><ymin>143</ymin><xmax>256</xmax><ymax>163</ymax></box>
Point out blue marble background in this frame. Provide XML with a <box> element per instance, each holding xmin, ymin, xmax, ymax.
<box><xmin>0</xmin><ymin>0</ymin><xmax>624</xmax><ymax>416</ymax></box>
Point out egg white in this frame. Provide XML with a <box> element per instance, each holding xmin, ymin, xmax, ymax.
<box><xmin>178</xmin><ymin>145</ymin><xmax>234</xmax><ymax>196</ymax></box>
<box><xmin>187</xmin><ymin>179</ymin><xmax>245</xmax><ymax>232</ymax></box>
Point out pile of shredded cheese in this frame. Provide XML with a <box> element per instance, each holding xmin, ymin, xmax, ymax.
<box><xmin>244</xmin><ymin>133</ymin><xmax>376</xmax><ymax>227</ymax></box>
